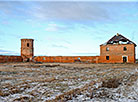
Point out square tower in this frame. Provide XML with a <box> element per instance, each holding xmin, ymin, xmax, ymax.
<box><xmin>21</xmin><ymin>39</ymin><xmax>34</xmax><ymax>62</ymax></box>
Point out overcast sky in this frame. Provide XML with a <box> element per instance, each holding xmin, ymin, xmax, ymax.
<box><xmin>0</xmin><ymin>0</ymin><xmax>138</xmax><ymax>58</ymax></box>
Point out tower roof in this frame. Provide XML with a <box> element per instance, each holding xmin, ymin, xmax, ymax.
<box><xmin>101</xmin><ymin>33</ymin><xmax>137</xmax><ymax>46</ymax></box>
<box><xmin>21</xmin><ymin>39</ymin><xmax>34</xmax><ymax>41</ymax></box>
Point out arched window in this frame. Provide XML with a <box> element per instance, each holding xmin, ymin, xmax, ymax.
<box><xmin>106</xmin><ymin>47</ymin><xmax>109</xmax><ymax>51</ymax></box>
<box><xmin>124</xmin><ymin>47</ymin><xmax>127</xmax><ymax>51</ymax></box>
<box><xmin>27</xmin><ymin>43</ymin><xmax>29</xmax><ymax>47</ymax></box>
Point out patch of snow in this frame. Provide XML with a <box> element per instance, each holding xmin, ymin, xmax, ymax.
<box><xmin>4</xmin><ymin>94</ymin><xmax>33</xmax><ymax>102</ymax></box>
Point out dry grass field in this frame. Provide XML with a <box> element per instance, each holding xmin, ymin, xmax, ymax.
<box><xmin>0</xmin><ymin>63</ymin><xmax>138</xmax><ymax>102</ymax></box>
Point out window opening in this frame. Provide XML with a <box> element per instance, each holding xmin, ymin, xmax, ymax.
<box><xmin>106</xmin><ymin>56</ymin><xmax>109</xmax><ymax>60</ymax></box>
<box><xmin>106</xmin><ymin>47</ymin><xmax>109</xmax><ymax>51</ymax></box>
<box><xmin>124</xmin><ymin>47</ymin><xmax>127</xmax><ymax>51</ymax></box>
<box><xmin>27</xmin><ymin>43</ymin><xmax>29</xmax><ymax>47</ymax></box>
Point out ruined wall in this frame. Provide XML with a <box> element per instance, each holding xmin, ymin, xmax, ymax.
<box><xmin>0</xmin><ymin>55</ymin><xmax>23</xmax><ymax>63</ymax></box>
<box><xmin>34</xmin><ymin>56</ymin><xmax>99</xmax><ymax>63</ymax></box>
<box><xmin>99</xmin><ymin>44</ymin><xmax>135</xmax><ymax>63</ymax></box>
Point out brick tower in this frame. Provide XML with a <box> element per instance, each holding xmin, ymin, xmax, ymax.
<box><xmin>21</xmin><ymin>39</ymin><xmax>34</xmax><ymax>62</ymax></box>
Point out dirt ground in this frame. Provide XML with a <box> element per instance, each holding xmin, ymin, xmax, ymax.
<box><xmin>0</xmin><ymin>63</ymin><xmax>138</xmax><ymax>102</ymax></box>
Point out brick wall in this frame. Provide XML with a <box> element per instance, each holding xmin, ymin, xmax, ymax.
<box><xmin>34</xmin><ymin>56</ymin><xmax>99</xmax><ymax>63</ymax></box>
<box><xmin>0</xmin><ymin>55</ymin><xmax>23</xmax><ymax>63</ymax></box>
<box><xmin>99</xmin><ymin>44</ymin><xmax>135</xmax><ymax>63</ymax></box>
<box><xmin>21</xmin><ymin>39</ymin><xmax>34</xmax><ymax>62</ymax></box>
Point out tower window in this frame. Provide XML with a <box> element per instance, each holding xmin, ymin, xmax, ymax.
<box><xmin>106</xmin><ymin>47</ymin><xmax>109</xmax><ymax>51</ymax></box>
<box><xmin>124</xmin><ymin>47</ymin><xmax>127</xmax><ymax>51</ymax></box>
<box><xmin>27</xmin><ymin>43</ymin><xmax>29</xmax><ymax>47</ymax></box>
<box><xmin>106</xmin><ymin>56</ymin><xmax>109</xmax><ymax>60</ymax></box>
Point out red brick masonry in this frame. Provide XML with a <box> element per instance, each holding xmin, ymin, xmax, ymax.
<box><xmin>0</xmin><ymin>34</ymin><xmax>136</xmax><ymax>63</ymax></box>
<box><xmin>99</xmin><ymin>44</ymin><xmax>136</xmax><ymax>63</ymax></box>
<box><xmin>0</xmin><ymin>55</ymin><xmax>23</xmax><ymax>63</ymax></box>
<box><xmin>21</xmin><ymin>39</ymin><xmax>34</xmax><ymax>62</ymax></box>
<box><xmin>34</xmin><ymin>56</ymin><xmax>99</xmax><ymax>63</ymax></box>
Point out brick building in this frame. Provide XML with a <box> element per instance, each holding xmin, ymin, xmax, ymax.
<box><xmin>0</xmin><ymin>33</ymin><xmax>136</xmax><ymax>63</ymax></box>
<box><xmin>21</xmin><ymin>39</ymin><xmax>34</xmax><ymax>62</ymax></box>
<box><xmin>99</xmin><ymin>33</ymin><xmax>137</xmax><ymax>63</ymax></box>
<box><xmin>32</xmin><ymin>33</ymin><xmax>136</xmax><ymax>63</ymax></box>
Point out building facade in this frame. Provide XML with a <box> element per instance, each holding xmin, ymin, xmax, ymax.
<box><xmin>21</xmin><ymin>39</ymin><xmax>34</xmax><ymax>62</ymax></box>
<box><xmin>33</xmin><ymin>34</ymin><xmax>136</xmax><ymax>63</ymax></box>
<box><xmin>0</xmin><ymin>33</ymin><xmax>136</xmax><ymax>63</ymax></box>
<box><xmin>99</xmin><ymin>34</ymin><xmax>136</xmax><ymax>63</ymax></box>
<box><xmin>20</xmin><ymin>34</ymin><xmax>136</xmax><ymax>63</ymax></box>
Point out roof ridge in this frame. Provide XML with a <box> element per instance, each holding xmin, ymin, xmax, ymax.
<box><xmin>102</xmin><ymin>33</ymin><xmax>136</xmax><ymax>46</ymax></box>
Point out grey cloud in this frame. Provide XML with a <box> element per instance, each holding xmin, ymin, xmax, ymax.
<box><xmin>31</xmin><ymin>2</ymin><xmax>110</xmax><ymax>21</ymax></box>
<box><xmin>0</xmin><ymin>1</ymin><xmax>138</xmax><ymax>23</ymax></box>
<box><xmin>0</xmin><ymin>1</ymin><xmax>111</xmax><ymax>22</ymax></box>
<box><xmin>0</xmin><ymin>1</ymin><xmax>34</xmax><ymax>19</ymax></box>
<box><xmin>27</xmin><ymin>2</ymin><xmax>138</xmax><ymax>22</ymax></box>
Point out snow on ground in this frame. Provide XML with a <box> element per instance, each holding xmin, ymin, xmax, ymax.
<box><xmin>0</xmin><ymin>63</ymin><xmax>138</xmax><ymax>102</ymax></box>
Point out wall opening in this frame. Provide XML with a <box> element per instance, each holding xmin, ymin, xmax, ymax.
<box><xmin>27</xmin><ymin>43</ymin><xmax>29</xmax><ymax>47</ymax></box>
<box><xmin>74</xmin><ymin>57</ymin><xmax>81</xmax><ymax>62</ymax></box>
<box><xmin>26</xmin><ymin>58</ymin><xmax>30</xmax><ymax>62</ymax></box>
<box><xmin>106</xmin><ymin>56</ymin><xmax>109</xmax><ymax>60</ymax></box>
<box><xmin>123</xmin><ymin>56</ymin><xmax>127</xmax><ymax>63</ymax></box>
<box><xmin>123</xmin><ymin>47</ymin><xmax>127</xmax><ymax>51</ymax></box>
<box><xmin>106</xmin><ymin>47</ymin><xmax>109</xmax><ymax>51</ymax></box>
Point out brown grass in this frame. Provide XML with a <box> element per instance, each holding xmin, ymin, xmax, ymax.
<box><xmin>0</xmin><ymin>63</ymin><xmax>138</xmax><ymax>101</ymax></box>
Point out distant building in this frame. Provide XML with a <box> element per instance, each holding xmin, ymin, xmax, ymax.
<box><xmin>21</xmin><ymin>39</ymin><xmax>34</xmax><ymax>62</ymax></box>
<box><xmin>20</xmin><ymin>33</ymin><xmax>137</xmax><ymax>63</ymax></box>
<box><xmin>0</xmin><ymin>33</ymin><xmax>136</xmax><ymax>63</ymax></box>
<box><xmin>99</xmin><ymin>33</ymin><xmax>137</xmax><ymax>63</ymax></box>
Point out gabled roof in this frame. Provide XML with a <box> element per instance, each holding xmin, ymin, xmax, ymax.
<box><xmin>101</xmin><ymin>33</ymin><xmax>137</xmax><ymax>47</ymax></box>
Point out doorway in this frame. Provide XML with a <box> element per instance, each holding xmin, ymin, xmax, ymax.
<box><xmin>123</xmin><ymin>56</ymin><xmax>127</xmax><ymax>63</ymax></box>
<box><xmin>26</xmin><ymin>58</ymin><xmax>30</xmax><ymax>62</ymax></box>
